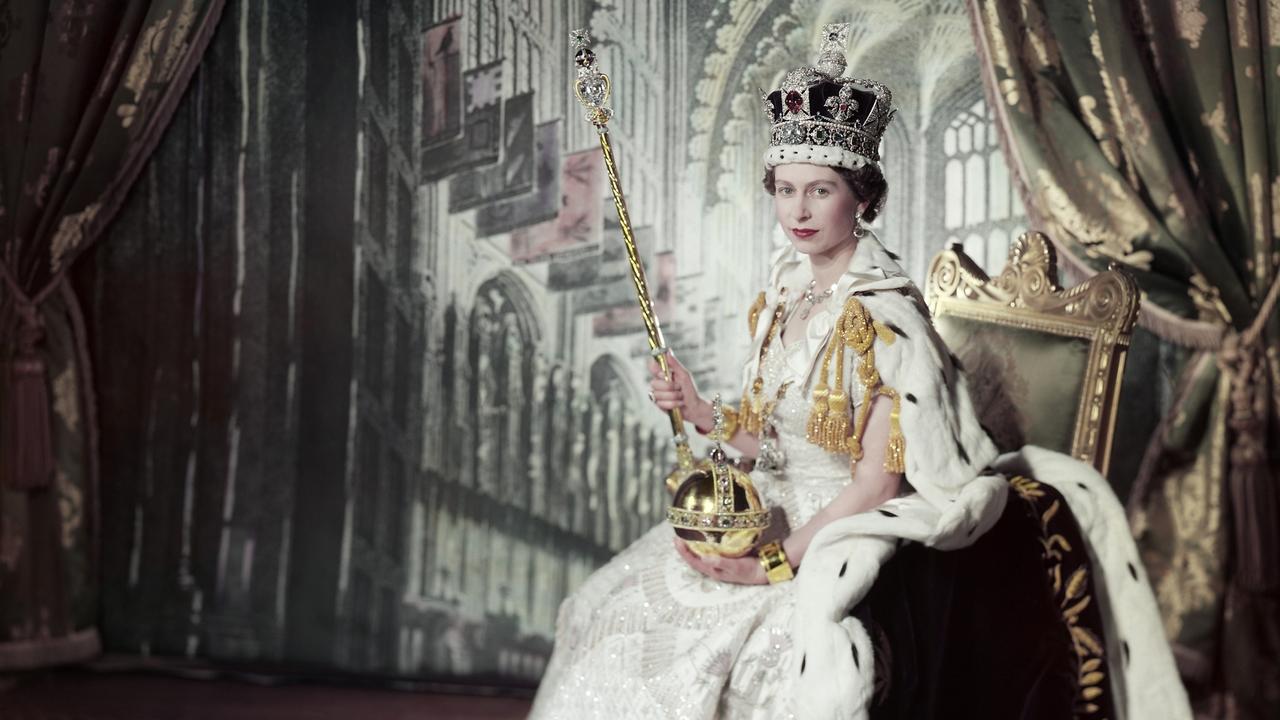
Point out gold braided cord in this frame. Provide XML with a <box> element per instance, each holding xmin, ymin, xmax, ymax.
<box><xmin>747</xmin><ymin>291</ymin><xmax>767</xmax><ymax>337</ymax></box>
<box><xmin>741</xmin><ymin>300</ymin><xmax>786</xmax><ymax>435</ymax></box>
<box><xmin>798</xmin><ymin>296</ymin><xmax>908</xmax><ymax>474</ymax></box>
<box><xmin>806</xmin><ymin>311</ymin><xmax>840</xmax><ymax>443</ymax></box>
<box><xmin>821</xmin><ymin>310</ymin><xmax>850</xmax><ymax>451</ymax></box>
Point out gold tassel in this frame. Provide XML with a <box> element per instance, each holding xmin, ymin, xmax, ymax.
<box><xmin>884</xmin><ymin>430</ymin><xmax>906</xmax><ymax>473</ymax></box>
<box><xmin>819</xmin><ymin>331</ymin><xmax>850</xmax><ymax>452</ymax></box>
<box><xmin>881</xmin><ymin>388</ymin><xmax>906</xmax><ymax>473</ymax></box>
<box><xmin>806</xmin><ymin>381</ymin><xmax>829</xmax><ymax>442</ymax></box>
<box><xmin>807</xmin><ymin>312</ymin><xmax>842</xmax><ymax>444</ymax></box>
<box><xmin>822</xmin><ymin>390</ymin><xmax>849</xmax><ymax>451</ymax></box>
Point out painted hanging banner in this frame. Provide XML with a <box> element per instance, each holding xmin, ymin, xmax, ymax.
<box><xmin>548</xmin><ymin>198</ymin><xmax>626</xmax><ymax>290</ymax></box>
<box><xmin>569</xmin><ymin>226</ymin><xmax>655</xmax><ymax>311</ymax></box>
<box><xmin>423</xmin><ymin>16</ymin><xmax>463</xmax><ymax>149</ymax></box>
<box><xmin>424</xmin><ymin>61</ymin><xmax>503</xmax><ymax>180</ymax></box>
<box><xmin>448</xmin><ymin>92</ymin><xmax>536</xmax><ymax>212</ymax></box>
<box><xmin>593</xmin><ymin>250</ymin><xmax>675</xmax><ymax>336</ymax></box>
<box><xmin>475</xmin><ymin>120</ymin><xmax>561</xmax><ymax>236</ymax></box>
<box><xmin>509</xmin><ymin>148</ymin><xmax>601</xmax><ymax>264</ymax></box>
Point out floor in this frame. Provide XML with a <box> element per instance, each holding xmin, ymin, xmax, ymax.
<box><xmin>0</xmin><ymin>669</ymin><xmax>534</xmax><ymax>719</ymax></box>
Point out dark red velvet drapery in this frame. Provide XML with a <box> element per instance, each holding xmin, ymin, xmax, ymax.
<box><xmin>0</xmin><ymin>0</ymin><xmax>225</xmax><ymax>670</ymax></box>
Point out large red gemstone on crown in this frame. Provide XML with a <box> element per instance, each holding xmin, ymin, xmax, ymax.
<box><xmin>784</xmin><ymin>90</ymin><xmax>804</xmax><ymax>114</ymax></box>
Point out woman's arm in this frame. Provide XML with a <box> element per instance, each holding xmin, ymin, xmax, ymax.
<box><xmin>672</xmin><ymin>393</ymin><xmax>902</xmax><ymax>585</ymax></box>
<box><xmin>647</xmin><ymin>352</ymin><xmax>761</xmax><ymax>459</ymax></box>
<box><xmin>780</xmin><ymin>393</ymin><xmax>901</xmax><ymax>568</ymax></box>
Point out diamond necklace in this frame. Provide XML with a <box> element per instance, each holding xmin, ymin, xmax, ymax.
<box><xmin>798</xmin><ymin>279</ymin><xmax>834</xmax><ymax>320</ymax></box>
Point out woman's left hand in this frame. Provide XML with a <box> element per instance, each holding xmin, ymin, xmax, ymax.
<box><xmin>673</xmin><ymin>537</ymin><xmax>767</xmax><ymax>585</ymax></box>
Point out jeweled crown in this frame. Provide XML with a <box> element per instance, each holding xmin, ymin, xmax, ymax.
<box><xmin>764</xmin><ymin>24</ymin><xmax>896</xmax><ymax>171</ymax></box>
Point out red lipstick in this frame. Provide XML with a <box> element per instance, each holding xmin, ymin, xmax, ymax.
<box><xmin>791</xmin><ymin>228</ymin><xmax>818</xmax><ymax>238</ymax></box>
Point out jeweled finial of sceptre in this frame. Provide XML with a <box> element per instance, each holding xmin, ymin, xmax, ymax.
<box><xmin>570</xmin><ymin>29</ymin><xmax>694</xmax><ymax>491</ymax></box>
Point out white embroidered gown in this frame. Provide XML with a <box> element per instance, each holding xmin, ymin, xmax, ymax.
<box><xmin>529</xmin><ymin>317</ymin><xmax>856</xmax><ymax>719</ymax></box>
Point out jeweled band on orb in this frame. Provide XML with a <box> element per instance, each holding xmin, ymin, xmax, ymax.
<box><xmin>666</xmin><ymin>507</ymin><xmax>772</xmax><ymax>531</ymax></box>
<box><xmin>757</xmin><ymin>541</ymin><xmax>794</xmax><ymax>584</ymax></box>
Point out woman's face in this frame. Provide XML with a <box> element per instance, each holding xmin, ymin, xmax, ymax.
<box><xmin>772</xmin><ymin>163</ymin><xmax>868</xmax><ymax>258</ymax></box>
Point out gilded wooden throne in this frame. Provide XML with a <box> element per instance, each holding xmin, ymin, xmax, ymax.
<box><xmin>925</xmin><ymin>231</ymin><xmax>1141</xmax><ymax>476</ymax></box>
<box><xmin>854</xmin><ymin>232</ymin><xmax>1143</xmax><ymax>716</ymax></box>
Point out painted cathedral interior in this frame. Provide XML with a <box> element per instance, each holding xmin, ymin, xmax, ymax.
<box><xmin>0</xmin><ymin>0</ymin><xmax>1276</xmax><ymax>718</ymax></box>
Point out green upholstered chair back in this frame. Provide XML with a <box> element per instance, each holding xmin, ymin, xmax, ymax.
<box><xmin>925</xmin><ymin>232</ymin><xmax>1140</xmax><ymax>475</ymax></box>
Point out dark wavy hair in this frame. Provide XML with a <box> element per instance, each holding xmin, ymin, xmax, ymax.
<box><xmin>762</xmin><ymin>163</ymin><xmax>888</xmax><ymax>223</ymax></box>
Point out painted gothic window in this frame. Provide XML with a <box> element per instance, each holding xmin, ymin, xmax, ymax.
<box><xmin>942</xmin><ymin>98</ymin><xmax>1026</xmax><ymax>274</ymax></box>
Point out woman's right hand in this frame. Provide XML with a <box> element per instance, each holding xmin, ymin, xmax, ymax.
<box><xmin>646</xmin><ymin>351</ymin><xmax>712</xmax><ymax>431</ymax></box>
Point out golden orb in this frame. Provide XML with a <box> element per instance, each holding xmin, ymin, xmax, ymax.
<box><xmin>666</xmin><ymin>448</ymin><xmax>771</xmax><ymax>558</ymax></box>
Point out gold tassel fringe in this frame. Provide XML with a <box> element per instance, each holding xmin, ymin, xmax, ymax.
<box><xmin>819</xmin><ymin>390</ymin><xmax>849</xmax><ymax>451</ymax></box>
<box><xmin>806</xmin><ymin>382</ymin><xmax>829</xmax><ymax>442</ymax></box>
<box><xmin>804</xmin><ymin>296</ymin><xmax>909</xmax><ymax>475</ymax></box>
<box><xmin>881</xmin><ymin>388</ymin><xmax>906</xmax><ymax>473</ymax></box>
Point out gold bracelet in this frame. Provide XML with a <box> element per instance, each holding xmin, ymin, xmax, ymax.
<box><xmin>757</xmin><ymin>541</ymin><xmax>794</xmax><ymax>584</ymax></box>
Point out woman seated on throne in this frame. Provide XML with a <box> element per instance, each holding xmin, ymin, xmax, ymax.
<box><xmin>531</xmin><ymin>25</ymin><xmax>1190</xmax><ymax>720</ymax></box>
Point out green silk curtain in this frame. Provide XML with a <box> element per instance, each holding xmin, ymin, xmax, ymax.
<box><xmin>0</xmin><ymin>0</ymin><xmax>225</xmax><ymax>669</ymax></box>
<box><xmin>966</xmin><ymin>1</ymin><xmax>1279</xmax><ymax>715</ymax></box>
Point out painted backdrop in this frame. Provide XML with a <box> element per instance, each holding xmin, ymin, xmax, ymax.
<box><xmin>77</xmin><ymin>0</ymin><xmax>1174</xmax><ymax>686</ymax></box>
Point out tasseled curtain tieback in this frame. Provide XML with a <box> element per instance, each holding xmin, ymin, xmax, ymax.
<box><xmin>0</xmin><ymin>258</ymin><xmax>56</xmax><ymax>491</ymax></box>
<box><xmin>1217</xmin><ymin>271</ymin><xmax>1280</xmax><ymax>592</ymax></box>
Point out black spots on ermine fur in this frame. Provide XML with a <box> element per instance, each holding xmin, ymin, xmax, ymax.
<box><xmin>905</xmin><ymin>393</ymin><xmax>917</xmax><ymax>403</ymax></box>
<box><xmin>839</xmin><ymin>561</ymin><xmax>847</xmax><ymax>577</ymax></box>
<box><xmin>907</xmin><ymin>295</ymin><xmax>931</xmax><ymax>321</ymax></box>
<box><xmin>878</xmin><ymin>509</ymin><xmax>898</xmax><ymax>518</ymax></box>
<box><xmin>979</xmin><ymin>423</ymin><xmax>998</xmax><ymax>443</ymax></box>
<box><xmin>954</xmin><ymin>434</ymin><xmax>970</xmax><ymax>465</ymax></box>
<box><xmin>884</xmin><ymin>322</ymin><xmax>908</xmax><ymax>339</ymax></box>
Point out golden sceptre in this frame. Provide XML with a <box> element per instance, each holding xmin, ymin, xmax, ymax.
<box><xmin>570</xmin><ymin>30</ymin><xmax>769</xmax><ymax>557</ymax></box>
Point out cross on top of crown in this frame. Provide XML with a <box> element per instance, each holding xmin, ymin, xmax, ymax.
<box><xmin>821</xmin><ymin>23</ymin><xmax>850</xmax><ymax>51</ymax></box>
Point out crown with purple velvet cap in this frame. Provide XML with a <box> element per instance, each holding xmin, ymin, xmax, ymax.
<box><xmin>763</xmin><ymin>23</ymin><xmax>896</xmax><ymax>172</ymax></box>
